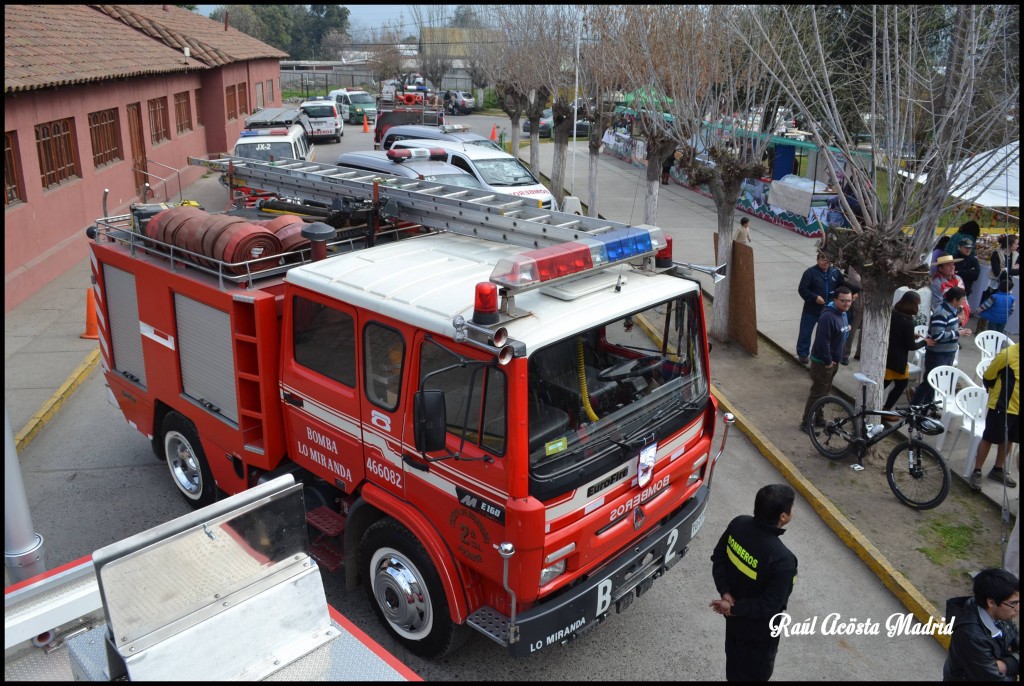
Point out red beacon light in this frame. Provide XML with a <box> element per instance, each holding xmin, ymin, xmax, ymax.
<box><xmin>656</xmin><ymin>234</ymin><xmax>673</xmax><ymax>268</ymax></box>
<box><xmin>386</xmin><ymin>147</ymin><xmax>448</xmax><ymax>162</ymax></box>
<box><xmin>473</xmin><ymin>282</ymin><xmax>499</xmax><ymax>325</ymax></box>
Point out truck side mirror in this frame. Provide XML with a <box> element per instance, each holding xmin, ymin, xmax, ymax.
<box><xmin>413</xmin><ymin>389</ymin><xmax>446</xmax><ymax>453</ymax></box>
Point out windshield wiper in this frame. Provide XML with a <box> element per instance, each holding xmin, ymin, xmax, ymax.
<box><xmin>622</xmin><ymin>396</ymin><xmax>702</xmax><ymax>443</ymax></box>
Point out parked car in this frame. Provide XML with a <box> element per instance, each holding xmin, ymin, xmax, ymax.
<box><xmin>389</xmin><ymin>138</ymin><xmax>557</xmax><ymax>210</ymax></box>
<box><xmin>298</xmin><ymin>99</ymin><xmax>343</xmax><ymax>143</ymax></box>
<box><xmin>379</xmin><ymin>123</ymin><xmax>501</xmax><ymax>152</ymax></box>
<box><xmin>522</xmin><ymin>109</ymin><xmax>591</xmax><ymax>138</ymax></box>
<box><xmin>335</xmin><ymin>149</ymin><xmax>484</xmax><ymax>189</ymax></box>
<box><xmin>327</xmin><ymin>88</ymin><xmax>377</xmax><ymax>125</ymax></box>
<box><xmin>445</xmin><ymin>90</ymin><xmax>475</xmax><ymax>115</ymax></box>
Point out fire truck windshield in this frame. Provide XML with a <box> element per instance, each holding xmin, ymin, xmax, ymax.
<box><xmin>526</xmin><ymin>291</ymin><xmax>708</xmax><ymax>501</ymax></box>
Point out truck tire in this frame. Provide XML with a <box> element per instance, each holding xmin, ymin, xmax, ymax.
<box><xmin>162</xmin><ymin>412</ymin><xmax>217</xmax><ymax>508</ymax></box>
<box><xmin>361</xmin><ymin>518</ymin><xmax>466</xmax><ymax>658</ymax></box>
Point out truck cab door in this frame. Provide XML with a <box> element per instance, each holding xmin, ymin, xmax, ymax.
<box><xmin>359</xmin><ymin>322</ymin><xmax>408</xmax><ymax>498</ymax></box>
<box><xmin>280</xmin><ymin>291</ymin><xmax>364</xmax><ymax>493</ymax></box>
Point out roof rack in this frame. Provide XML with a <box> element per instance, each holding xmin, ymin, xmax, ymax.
<box><xmin>243</xmin><ymin>107</ymin><xmax>309</xmax><ymax>131</ymax></box>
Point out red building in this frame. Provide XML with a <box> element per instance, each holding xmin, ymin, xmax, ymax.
<box><xmin>4</xmin><ymin>5</ymin><xmax>287</xmax><ymax>312</ymax></box>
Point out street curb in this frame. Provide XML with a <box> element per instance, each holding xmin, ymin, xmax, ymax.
<box><xmin>15</xmin><ymin>348</ymin><xmax>100</xmax><ymax>454</ymax></box>
<box><xmin>710</xmin><ymin>386</ymin><xmax>950</xmax><ymax>651</ymax></box>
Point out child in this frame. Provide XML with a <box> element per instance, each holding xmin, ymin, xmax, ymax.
<box><xmin>736</xmin><ymin>216</ymin><xmax>751</xmax><ymax>243</ymax></box>
<box><xmin>976</xmin><ymin>273</ymin><xmax>1016</xmax><ymax>334</ymax></box>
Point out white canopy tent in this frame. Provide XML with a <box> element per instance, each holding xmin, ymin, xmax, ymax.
<box><xmin>906</xmin><ymin>141</ymin><xmax>1019</xmax><ymax>209</ymax></box>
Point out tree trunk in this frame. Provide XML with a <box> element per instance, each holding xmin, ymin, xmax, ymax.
<box><xmin>645</xmin><ymin>170</ymin><xmax>661</xmax><ymax>225</ymax></box>
<box><xmin>588</xmin><ymin>146</ymin><xmax>600</xmax><ymax>218</ymax></box>
<box><xmin>857</xmin><ymin>277</ymin><xmax>895</xmax><ymax>411</ymax></box>
<box><xmin>508</xmin><ymin>115</ymin><xmax>523</xmax><ymax>156</ymax></box>
<box><xmin>551</xmin><ymin>127</ymin><xmax>569</xmax><ymax>205</ymax></box>
<box><xmin>707</xmin><ymin>175</ymin><xmax>742</xmax><ymax>343</ymax></box>
<box><xmin>709</xmin><ymin>207</ymin><xmax>734</xmax><ymax>342</ymax></box>
<box><xmin>529</xmin><ymin>128</ymin><xmax>541</xmax><ymax>177</ymax></box>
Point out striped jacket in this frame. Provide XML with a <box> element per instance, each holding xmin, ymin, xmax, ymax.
<box><xmin>927</xmin><ymin>302</ymin><xmax>961</xmax><ymax>353</ymax></box>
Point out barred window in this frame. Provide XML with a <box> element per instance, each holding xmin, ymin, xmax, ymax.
<box><xmin>174</xmin><ymin>92</ymin><xmax>193</xmax><ymax>134</ymax></box>
<box><xmin>5</xmin><ymin>131</ymin><xmax>26</xmax><ymax>206</ymax></box>
<box><xmin>226</xmin><ymin>85</ymin><xmax>237</xmax><ymax>121</ymax></box>
<box><xmin>255</xmin><ymin>82</ymin><xmax>264</xmax><ymax>110</ymax></box>
<box><xmin>148</xmin><ymin>97</ymin><xmax>170</xmax><ymax>144</ymax></box>
<box><xmin>238</xmin><ymin>83</ymin><xmax>249</xmax><ymax>115</ymax></box>
<box><xmin>87</xmin><ymin>108</ymin><xmax>122</xmax><ymax>168</ymax></box>
<box><xmin>34</xmin><ymin>118</ymin><xmax>80</xmax><ymax>189</ymax></box>
<box><xmin>195</xmin><ymin>88</ymin><xmax>203</xmax><ymax>126</ymax></box>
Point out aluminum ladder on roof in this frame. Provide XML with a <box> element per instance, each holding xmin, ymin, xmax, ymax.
<box><xmin>187</xmin><ymin>155</ymin><xmax>642</xmax><ymax>251</ymax></box>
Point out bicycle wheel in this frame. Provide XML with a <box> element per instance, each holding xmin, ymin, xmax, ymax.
<box><xmin>886</xmin><ymin>439</ymin><xmax>951</xmax><ymax>510</ymax></box>
<box><xmin>807</xmin><ymin>395</ymin><xmax>857</xmax><ymax>460</ymax></box>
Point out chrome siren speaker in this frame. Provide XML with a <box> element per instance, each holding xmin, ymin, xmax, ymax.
<box><xmin>676</xmin><ymin>262</ymin><xmax>727</xmax><ymax>284</ymax></box>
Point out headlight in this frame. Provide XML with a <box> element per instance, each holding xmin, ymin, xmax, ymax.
<box><xmin>355</xmin><ymin>107</ymin><xmax>363</xmax><ymax>114</ymax></box>
<box><xmin>539</xmin><ymin>559</ymin><xmax>566</xmax><ymax>586</ymax></box>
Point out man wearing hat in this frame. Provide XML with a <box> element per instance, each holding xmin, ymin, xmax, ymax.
<box><xmin>932</xmin><ymin>254</ymin><xmax>971</xmax><ymax>325</ymax></box>
<box><xmin>954</xmin><ymin>237</ymin><xmax>981</xmax><ymax>298</ymax></box>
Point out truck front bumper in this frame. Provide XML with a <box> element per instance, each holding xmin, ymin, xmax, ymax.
<box><xmin>507</xmin><ymin>483</ymin><xmax>710</xmax><ymax>656</ymax></box>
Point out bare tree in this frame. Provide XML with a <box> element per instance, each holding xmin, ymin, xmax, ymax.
<box><xmin>578</xmin><ymin>10</ymin><xmax>632</xmax><ymax>218</ymax></box>
<box><xmin>490</xmin><ymin>6</ymin><xmax>555</xmax><ymax>178</ymax></box>
<box><xmin>743</xmin><ymin>5</ymin><xmax>1019</xmax><ymax>407</ymax></box>
<box><xmin>319</xmin><ymin>29</ymin><xmax>348</xmax><ymax>61</ymax></box>
<box><xmin>412</xmin><ymin>6</ymin><xmax>455</xmax><ymax>92</ymax></box>
<box><xmin>366</xmin><ymin>21</ymin><xmax>406</xmax><ymax>86</ymax></box>
<box><xmin>538</xmin><ymin>7</ymin><xmax>585</xmax><ymax>206</ymax></box>
<box><xmin>607</xmin><ymin>7</ymin><xmax>782</xmax><ymax>342</ymax></box>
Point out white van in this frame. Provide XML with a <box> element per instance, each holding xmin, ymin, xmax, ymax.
<box><xmin>298</xmin><ymin>99</ymin><xmax>343</xmax><ymax>143</ymax></box>
<box><xmin>389</xmin><ymin>138</ymin><xmax>557</xmax><ymax>210</ymax></box>
<box><xmin>328</xmin><ymin>88</ymin><xmax>378</xmax><ymax>125</ymax></box>
<box><xmin>233</xmin><ymin>108</ymin><xmax>315</xmax><ymax>162</ymax></box>
<box><xmin>335</xmin><ymin>149</ymin><xmax>484</xmax><ymax>189</ymax></box>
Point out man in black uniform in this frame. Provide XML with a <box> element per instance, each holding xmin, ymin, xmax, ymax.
<box><xmin>710</xmin><ymin>484</ymin><xmax>798</xmax><ymax>681</ymax></box>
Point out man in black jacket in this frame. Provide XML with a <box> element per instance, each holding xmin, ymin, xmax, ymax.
<box><xmin>943</xmin><ymin>568</ymin><xmax>1020</xmax><ymax>681</ymax></box>
<box><xmin>796</xmin><ymin>253</ymin><xmax>846</xmax><ymax>365</ymax></box>
<box><xmin>710</xmin><ymin>484</ymin><xmax>798</xmax><ymax>681</ymax></box>
<box><xmin>800</xmin><ymin>287</ymin><xmax>853</xmax><ymax>434</ymax></box>
<box><xmin>954</xmin><ymin>238</ymin><xmax>981</xmax><ymax>298</ymax></box>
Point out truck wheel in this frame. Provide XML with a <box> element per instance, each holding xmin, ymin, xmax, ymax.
<box><xmin>361</xmin><ymin>519</ymin><xmax>465</xmax><ymax>658</ymax></box>
<box><xmin>162</xmin><ymin>412</ymin><xmax>217</xmax><ymax>508</ymax></box>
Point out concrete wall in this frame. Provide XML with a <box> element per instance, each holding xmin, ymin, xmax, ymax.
<box><xmin>4</xmin><ymin>59</ymin><xmax>281</xmax><ymax>313</ymax></box>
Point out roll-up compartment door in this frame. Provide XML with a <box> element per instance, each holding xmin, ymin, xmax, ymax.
<box><xmin>103</xmin><ymin>264</ymin><xmax>147</xmax><ymax>388</ymax></box>
<box><xmin>174</xmin><ymin>294</ymin><xmax>238</xmax><ymax>424</ymax></box>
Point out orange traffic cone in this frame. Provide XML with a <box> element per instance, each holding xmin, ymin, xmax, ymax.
<box><xmin>490</xmin><ymin>124</ymin><xmax>498</xmax><ymax>141</ymax></box>
<box><xmin>363</xmin><ymin>114</ymin><xmax>369</xmax><ymax>133</ymax></box>
<box><xmin>81</xmin><ymin>288</ymin><xmax>99</xmax><ymax>340</ymax></box>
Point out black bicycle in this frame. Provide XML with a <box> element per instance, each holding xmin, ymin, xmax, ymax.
<box><xmin>805</xmin><ymin>373</ymin><xmax>951</xmax><ymax>510</ymax></box>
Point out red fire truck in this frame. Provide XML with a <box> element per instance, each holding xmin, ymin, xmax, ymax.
<box><xmin>86</xmin><ymin>155</ymin><xmax>735</xmax><ymax>658</ymax></box>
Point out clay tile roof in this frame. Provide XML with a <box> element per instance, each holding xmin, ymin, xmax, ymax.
<box><xmin>4</xmin><ymin>4</ymin><xmax>287</xmax><ymax>94</ymax></box>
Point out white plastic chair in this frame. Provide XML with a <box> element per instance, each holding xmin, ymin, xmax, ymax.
<box><xmin>975</xmin><ymin>330</ymin><xmax>1011</xmax><ymax>360</ymax></box>
<box><xmin>953</xmin><ymin>386</ymin><xmax>988</xmax><ymax>477</ymax></box>
<box><xmin>976</xmin><ymin>358</ymin><xmax>992</xmax><ymax>383</ymax></box>
<box><xmin>911</xmin><ymin>325</ymin><xmax>928</xmax><ymax>378</ymax></box>
<box><xmin>927</xmin><ymin>365</ymin><xmax>978</xmax><ymax>451</ymax></box>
